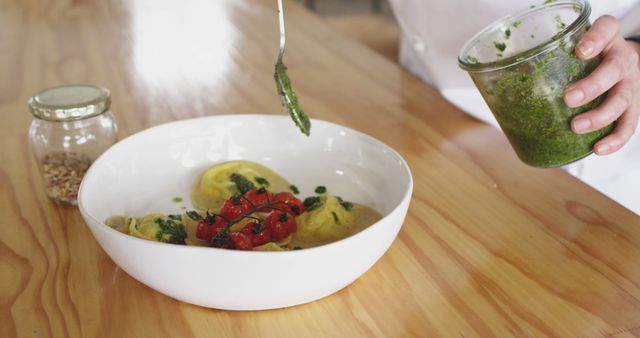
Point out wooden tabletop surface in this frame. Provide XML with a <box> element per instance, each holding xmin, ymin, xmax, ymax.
<box><xmin>2</xmin><ymin>0</ymin><xmax>640</xmax><ymax>337</ymax></box>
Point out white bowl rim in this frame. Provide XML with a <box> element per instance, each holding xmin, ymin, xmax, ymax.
<box><xmin>78</xmin><ymin>114</ymin><xmax>414</xmax><ymax>256</ymax></box>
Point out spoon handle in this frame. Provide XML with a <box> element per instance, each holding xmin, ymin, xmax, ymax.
<box><xmin>277</xmin><ymin>0</ymin><xmax>286</xmax><ymax>62</ymax></box>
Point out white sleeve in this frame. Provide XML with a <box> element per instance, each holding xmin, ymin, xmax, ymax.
<box><xmin>618</xmin><ymin>3</ymin><xmax>640</xmax><ymax>36</ymax></box>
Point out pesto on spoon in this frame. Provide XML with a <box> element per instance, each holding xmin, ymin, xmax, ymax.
<box><xmin>274</xmin><ymin>0</ymin><xmax>311</xmax><ymax>136</ymax></box>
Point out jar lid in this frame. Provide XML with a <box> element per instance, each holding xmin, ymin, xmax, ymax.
<box><xmin>28</xmin><ymin>84</ymin><xmax>111</xmax><ymax>121</ymax></box>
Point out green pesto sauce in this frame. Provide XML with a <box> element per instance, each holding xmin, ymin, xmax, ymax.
<box><xmin>479</xmin><ymin>42</ymin><xmax>613</xmax><ymax>167</ymax></box>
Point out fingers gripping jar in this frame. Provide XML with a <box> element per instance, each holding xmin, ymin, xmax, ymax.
<box><xmin>458</xmin><ymin>0</ymin><xmax>613</xmax><ymax>167</ymax></box>
<box><xmin>28</xmin><ymin>84</ymin><xmax>118</xmax><ymax>205</ymax></box>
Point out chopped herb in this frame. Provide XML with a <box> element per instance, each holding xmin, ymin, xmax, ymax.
<box><xmin>504</xmin><ymin>28</ymin><xmax>511</xmax><ymax>39</ymax></box>
<box><xmin>331</xmin><ymin>212</ymin><xmax>340</xmax><ymax>224</ymax></box>
<box><xmin>278</xmin><ymin>213</ymin><xmax>289</xmax><ymax>222</ymax></box>
<box><xmin>493</xmin><ymin>41</ymin><xmax>506</xmax><ymax>52</ymax></box>
<box><xmin>255</xmin><ymin>176</ymin><xmax>270</xmax><ymax>187</ymax></box>
<box><xmin>168</xmin><ymin>214</ymin><xmax>182</xmax><ymax>221</ymax></box>
<box><xmin>172</xmin><ymin>197</ymin><xmax>183</xmax><ymax>203</ymax></box>
<box><xmin>303</xmin><ymin>196</ymin><xmax>323</xmax><ymax>211</ymax></box>
<box><xmin>230</xmin><ymin>193</ymin><xmax>242</xmax><ymax>205</ymax></box>
<box><xmin>212</xmin><ymin>228</ymin><xmax>231</xmax><ymax>248</ymax></box>
<box><xmin>186</xmin><ymin>210</ymin><xmax>203</xmax><ymax>221</ymax></box>
<box><xmin>204</xmin><ymin>211</ymin><xmax>216</xmax><ymax>225</ymax></box>
<box><xmin>513</xmin><ymin>20</ymin><xmax>522</xmax><ymax>28</ymax></box>
<box><xmin>465</xmin><ymin>55</ymin><xmax>479</xmax><ymax>64</ymax></box>
<box><xmin>153</xmin><ymin>218</ymin><xmax>187</xmax><ymax>245</ymax></box>
<box><xmin>336</xmin><ymin>196</ymin><xmax>353</xmax><ymax>211</ymax></box>
<box><xmin>251</xmin><ymin>223</ymin><xmax>263</xmax><ymax>234</ymax></box>
<box><xmin>230</xmin><ymin>173</ymin><xmax>255</xmax><ymax>194</ymax></box>
<box><xmin>181</xmin><ymin>206</ymin><xmax>187</xmax><ymax>210</ymax></box>
<box><xmin>544</xmin><ymin>0</ymin><xmax>556</xmax><ymax>4</ymax></box>
<box><xmin>530</xmin><ymin>34</ymin><xmax>536</xmax><ymax>39</ymax></box>
<box><xmin>290</xmin><ymin>204</ymin><xmax>301</xmax><ymax>215</ymax></box>
<box><xmin>292</xmin><ymin>246</ymin><xmax>302</xmax><ymax>250</ymax></box>
<box><xmin>289</xmin><ymin>184</ymin><xmax>300</xmax><ymax>195</ymax></box>
<box><xmin>314</xmin><ymin>186</ymin><xmax>327</xmax><ymax>194</ymax></box>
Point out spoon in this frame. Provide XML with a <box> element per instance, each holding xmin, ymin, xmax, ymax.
<box><xmin>274</xmin><ymin>0</ymin><xmax>311</xmax><ymax>136</ymax></box>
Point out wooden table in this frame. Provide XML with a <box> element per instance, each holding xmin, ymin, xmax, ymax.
<box><xmin>2</xmin><ymin>0</ymin><xmax>640</xmax><ymax>337</ymax></box>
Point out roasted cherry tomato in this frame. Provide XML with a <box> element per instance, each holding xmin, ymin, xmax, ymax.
<box><xmin>251</xmin><ymin>228</ymin><xmax>273</xmax><ymax>247</ymax></box>
<box><xmin>240</xmin><ymin>222</ymin><xmax>273</xmax><ymax>247</ymax></box>
<box><xmin>220</xmin><ymin>197</ymin><xmax>251</xmax><ymax>219</ymax></box>
<box><xmin>230</xmin><ymin>232</ymin><xmax>253</xmax><ymax>250</ymax></box>
<box><xmin>273</xmin><ymin>192</ymin><xmax>304</xmax><ymax>216</ymax></box>
<box><xmin>195</xmin><ymin>216</ymin><xmax>227</xmax><ymax>241</ymax></box>
<box><xmin>244</xmin><ymin>188</ymin><xmax>275</xmax><ymax>212</ymax></box>
<box><xmin>240</xmin><ymin>222</ymin><xmax>258</xmax><ymax>236</ymax></box>
<box><xmin>264</xmin><ymin>211</ymin><xmax>296</xmax><ymax>241</ymax></box>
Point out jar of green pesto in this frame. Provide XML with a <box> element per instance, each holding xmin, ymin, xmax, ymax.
<box><xmin>458</xmin><ymin>0</ymin><xmax>613</xmax><ymax>168</ymax></box>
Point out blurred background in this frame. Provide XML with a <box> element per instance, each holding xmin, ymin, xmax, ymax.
<box><xmin>294</xmin><ymin>0</ymin><xmax>400</xmax><ymax>62</ymax></box>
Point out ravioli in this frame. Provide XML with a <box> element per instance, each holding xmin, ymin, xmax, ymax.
<box><xmin>291</xmin><ymin>196</ymin><xmax>381</xmax><ymax>248</ymax></box>
<box><xmin>191</xmin><ymin>160</ymin><xmax>291</xmax><ymax>210</ymax></box>
<box><xmin>106</xmin><ymin>213</ymin><xmax>187</xmax><ymax>245</ymax></box>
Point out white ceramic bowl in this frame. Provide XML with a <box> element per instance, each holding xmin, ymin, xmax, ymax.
<box><xmin>79</xmin><ymin>114</ymin><xmax>412</xmax><ymax>310</ymax></box>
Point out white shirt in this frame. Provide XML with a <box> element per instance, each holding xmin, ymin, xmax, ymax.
<box><xmin>388</xmin><ymin>0</ymin><xmax>640</xmax><ymax>215</ymax></box>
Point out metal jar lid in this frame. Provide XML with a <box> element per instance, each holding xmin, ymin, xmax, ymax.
<box><xmin>28</xmin><ymin>84</ymin><xmax>111</xmax><ymax>121</ymax></box>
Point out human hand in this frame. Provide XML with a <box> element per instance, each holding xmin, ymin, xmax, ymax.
<box><xmin>563</xmin><ymin>15</ymin><xmax>640</xmax><ymax>155</ymax></box>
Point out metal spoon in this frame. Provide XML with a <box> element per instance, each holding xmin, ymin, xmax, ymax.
<box><xmin>274</xmin><ymin>0</ymin><xmax>311</xmax><ymax>136</ymax></box>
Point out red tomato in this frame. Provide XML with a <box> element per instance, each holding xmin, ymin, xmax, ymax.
<box><xmin>244</xmin><ymin>188</ymin><xmax>275</xmax><ymax>212</ymax></box>
<box><xmin>220</xmin><ymin>197</ymin><xmax>252</xmax><ymax>220</ymax></box>
<box><xmin>195</xmin><ymin>216</ymin><xmax>227</xmax><ymax>241</ymax></box>
<box><xmin>251</xmin><ymin>228</ymin><xmax>273</xmax><ymax>247</ymax></box>
<box><xmin>230</xmin><ymin>232</ymin><xmax>253</xmax><ymax>250</ymax></box>
<box><xmin>273</xmin><ymin>192</ymin><xmax>304</xmax><ymax>216</ymax></box>
<box><xmin>264</xmin><ymin>211</ymin><xmax>297</xmax><ymax>241</ymax></box>
<box><xmin>240</xmin><ymin>222</ymin><xmax>273</xmax><ymax>247</ymax></box>
<box><xmin>240</xmin><ymin>222</ymin><xmax>257</xmax><ymax>236</ymax></box>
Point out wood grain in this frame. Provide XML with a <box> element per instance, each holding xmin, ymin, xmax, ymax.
<box><xmin>1</xmin><ymin>0</ymin><xmax>640</xmax><ymax>337</ymax></box>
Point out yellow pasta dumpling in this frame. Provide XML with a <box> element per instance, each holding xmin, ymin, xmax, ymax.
<box><xmin>105</xmin><ymin>215</ymin><xmax>132</xmax><ymax>234</ymax></box>
<box><xmin>291</xmin><ymin>196</ymin><xmax>355</xmax><ymax>246</ymax></box>
<box><xmin>110</xmin><ymin>213</ymin><xmax>188</xmax><ymax>245</ymax></box>
<box><xmin>191</xmin><ymin>160</ymin><xmax>291</xmax><ymax>210</ymax></box>
<box><xmin>291</xmin><ymin>195</ymin><xmax>382</xmax><ymax>248</ymax></box>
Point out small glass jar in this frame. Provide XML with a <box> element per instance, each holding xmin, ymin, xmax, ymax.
<box><xmin>458</xmin><ymin>0</ymin><xmax>613</xmax><ymax>168</ymax></box>
<box><xmin>28</xmin><ymin>84</ymin><xmax>118</xmax><ymax>205</ymax></box>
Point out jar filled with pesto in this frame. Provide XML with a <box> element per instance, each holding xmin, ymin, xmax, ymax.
<box><xmin>458</xmin><ymin>0</ymin><xmax>613</xmax><ymax>168</ymax></box>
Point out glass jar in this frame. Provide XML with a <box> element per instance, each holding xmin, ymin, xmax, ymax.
<box><xmin>28</xmin><ymin>84</ymin><xmax>118</xmax><ymax>205</ymax></box>
<box><xmin>458</xmin><ymin>0</ymin><xmax>613</xmax><ymax>168</ymax></box>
